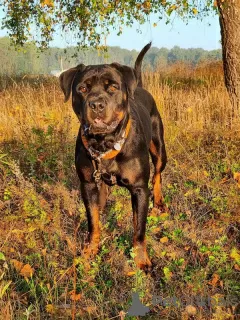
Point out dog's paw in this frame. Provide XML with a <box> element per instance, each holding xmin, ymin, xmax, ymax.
<box><xmin>150</xmin><ymin>204</ymin><xmax>169</xmax><ymax>216</ymax></box>
<box><xmin>134</xmin><ymin>245</ymin><xmax>152</xmax><ymax>273</ymax></box>
<box><xmin>82</xmin><ymin>241</ymin><xmax>99</xmax><ymax>259</ymax></box>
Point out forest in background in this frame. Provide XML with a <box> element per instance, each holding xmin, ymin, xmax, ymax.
<box><xmin>0</xmin><ymin>37</ymin><xmax>222</xmax><ymax>75</ymax></box>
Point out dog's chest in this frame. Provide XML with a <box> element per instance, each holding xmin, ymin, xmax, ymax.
<box><xmin>101</xmin><ymin>158</ymin><xmax>119</xmax><ymax>174</ymax></box>
<box><xmin>96</xmin><ymin>158</ymin><xmax>119</xmax><ymax>186</ymax></box>
<box><xmin>96</xmin><ymin>156</ymin><xmax>141</xmax><ymax>187</ymax></box>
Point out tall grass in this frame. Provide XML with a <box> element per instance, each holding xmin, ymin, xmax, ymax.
<box><xmin>0</xmin><ymin>61</ymin><xmax>236</xmax><ymax>145</ymax></box>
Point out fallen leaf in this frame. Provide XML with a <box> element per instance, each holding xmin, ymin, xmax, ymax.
<box><xmin>159</xmin><ymin>212</ymin><xmax>169</xmax><ymax>220</ymax></box>
<box><xmin>234</xmin><ymin>264</ymin><xmax>240</xmax><ymax>271</ymax></box>
<box><xmin>0</xmin><ymin>252</ymin><xmax>6</xmax><ymax>261</ymax></box>
<box><xmin>11</xmin><ymin>260</ymin><xmax>34</xmax><ymax>278</ymax></box>
<box><xmin>46</xmin><ymin>304</ymin><xmax>55</xmax><ymax>314</ymax></box>
<box><xmin>163</xmin><ymin>267</ymin><xmax>172</xmax><ymax>281</ymax></box>
<box><xmin>233</xmin><ymin>172</ymin><xmax>240</xmax><ymax>188</ymax></box>
<box><xmin>69</xmin><ymin>290</ymin><xmax>82</xmax><ymax>301</ymax></box>
<box><xmin>20</xmin><ymin>264</ymin><xmax>34</xmax><ymax>278</ymax></box>
<box><xmin>230</xmin><ymin>247</ymin><xmax>240</xmax><ymax>265</ymax></box>
<box><xmin>85</xmin><ymin>306</ymin><xmax>97</xmax><ymax>314</ymax></box>
<box><xmin>203</xmin><ymin>170</ymin><xmax>209</xmax><ymax>177</ymax></box>
<box><xmin>185</xmin><ymin>305</ymin><xmax>197</xmax><ymax>315</ymax></box>
<box><xmin>126</xmin><ymin>271</ymin><xmax>136</xmax><ymax>276</ymax></box>
<box><xmin>208</xmin><ymin>273</ymin><xmax>220</xmax><ymax>287</ymax></box>
<box><xmin>11</xmin><ymin>259</ymin><xmax>24</xmax><ymax>272</ymax></box>
<box><xmin>160</xmin><ymin>236</ymin><xmax>169</xmax><ymax>243</ymax></box>
<box><xmin>152</xmin><ymin>227</ymin><xmax>161</xmax><ymax>234</ymax></box>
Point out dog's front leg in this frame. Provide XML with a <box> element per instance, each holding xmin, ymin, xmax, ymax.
<box><xmin>130</xmin><ymin>186</ymin><xmax>152</xmax><ymax>271</ymax></box>
<box><xmin>81</xmin><ymin>182</ymin><xmax>101</xmax><ymax>258</ymax></box>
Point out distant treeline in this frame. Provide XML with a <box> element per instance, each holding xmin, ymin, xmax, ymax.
<box><xmin>0</xmin><ymin>37</ymin><xmax>222</xmax><ymax>75</ymax></box>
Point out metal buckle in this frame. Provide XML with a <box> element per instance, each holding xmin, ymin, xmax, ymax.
<box><xmin>93</xmin><ymin>169</ymin><xmax>101</xmax><ymax>182</ymax></box>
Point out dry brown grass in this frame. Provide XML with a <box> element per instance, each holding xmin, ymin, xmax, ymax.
<box><xmin>0</xmin><ymin>62</ymin><xmax>239</xmax><ymax>319</ymax></box>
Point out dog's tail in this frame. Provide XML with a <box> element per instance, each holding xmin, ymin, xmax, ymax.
<box><xmin>134</xmin><ymin>42</ymin><xmax>151</xmax><ymax>87</ymax></box>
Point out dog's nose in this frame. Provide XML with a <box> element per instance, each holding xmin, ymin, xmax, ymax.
<box><xmin>89</xmin><ymin>101</ymin><xmax>105</xmax><ymax>113</ymax></box>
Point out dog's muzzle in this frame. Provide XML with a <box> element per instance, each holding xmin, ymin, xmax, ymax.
<box><xmin>83</xmin><ymin>119</ymin><xmax>119</xmax><ymax>135</ymax></box>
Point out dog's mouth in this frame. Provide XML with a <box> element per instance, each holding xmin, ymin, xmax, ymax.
<box><xmin>85</xmin><ymin>117</ymin><xmax>119</xmax><ymax>135</ymax></box>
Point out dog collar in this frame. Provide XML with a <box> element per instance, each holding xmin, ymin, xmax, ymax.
<box><xmin>81</xmin><ymin>119</ymin><xmax>131</xmax><ymax>161</ymax></box>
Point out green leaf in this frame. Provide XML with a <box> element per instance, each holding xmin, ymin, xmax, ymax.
<box><xmin>0</xmin><ymin>252</ymin><xmax>6</xmax><ymax>261</ymax></box>
<box><xmin>0</xmin><ymin>281</ymin><xmax>12</xmax><ymax>299</ymax></box>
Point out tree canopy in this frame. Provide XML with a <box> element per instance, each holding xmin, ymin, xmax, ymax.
<box><xmin>1</xmin><ymin>1</ymin><xmax>217</xmax><ymax>49</ymax></box>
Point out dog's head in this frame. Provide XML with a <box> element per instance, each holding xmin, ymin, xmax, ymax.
<box><xmin>60</xmin><ymin>63</ymin><xmax>137</xmax><ymax>135</ymax></box>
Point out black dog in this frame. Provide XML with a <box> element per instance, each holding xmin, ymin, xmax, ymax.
<box><xmin>60</xmin><ymin>43</ymin><xmax>166</xmax><ymax>270</ymax></box>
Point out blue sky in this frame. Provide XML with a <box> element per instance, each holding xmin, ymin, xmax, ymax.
<box><xmin>0</xmin><ymin>9</ymin><xmax>221</xmax><ymax>51</ymax></box>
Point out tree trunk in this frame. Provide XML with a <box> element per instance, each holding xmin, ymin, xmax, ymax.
<box><xmin>217</xmin><ymin>0</ymin><xmax>240</xmax><ymax>120</ymax></box>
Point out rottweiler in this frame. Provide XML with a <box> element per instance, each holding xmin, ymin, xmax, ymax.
<box><xmin>59</xmin><ymin>43</ymin><xmax>167</xmax><ymax>271</ymax></box>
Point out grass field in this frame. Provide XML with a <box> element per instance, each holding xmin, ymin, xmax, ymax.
<box><xmin>0</xmin><ymin>62</ymin><xmax>240</xmax><ymax>319</ymax></box>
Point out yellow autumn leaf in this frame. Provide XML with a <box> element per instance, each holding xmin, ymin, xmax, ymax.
<box><xmin>234</xmin><ymin>264</ymin><xmax>240</xmax><ymax>271</ymax></box>
<box><xmin>20</xmin><ymin>264</ymin><xmax>34</xmax><ymax>278</ymax></box>
<box><xmin>168</xmin><ymin>252</ymin><xmax>177</xmax><ymax>260</ymax></box>
<box><xmin>143</xmin><ymin>1</ymin><xmax>151</xmax><ymax>9</ymax></box>
<box><xmin>11</xmin><ymin>260</ymin><xmax>34</xmax><ymax>278</ymax></box>
<box><xmin>203</xmin><ymin>170</ymin><xmax>209</xmax><ymax>177</ymax></box>
<box><xmin>85</xmin><ymin>306</ymin><xmax>97</xmax><ymax>314</ymax></box>
<box><xmin>69</xmin><ymin>290</ymin><xmax>82</xmax><ymax>301</ymax></box>
<box><xmin>41</xmin><ymin>0</ymin><xmax>54</xmax><ymax>7</ymax></box>
<box><xmin>11</xmin><ymin>259</ymin><xmax>24</xmax><ymax>272</ymax></box>
<box><xmin>159</xmin><ymin>212</ymin><xmax>169</xmax><ymax>220</ymax></box>
<box><xmin>152</xmin><ymin>227</ymin><xmax>161</xmax><ymax>234</ymax></box>
<box><xmin>163</xmin><ymin>267</ymin><xmax>173</xmax><ymax>281</ymax></box>
<box><xmin>46</xmin><ymin>304</ymin><xmax>55</xmax><ymax>314</ymax></box>
<box><xmin>192</xmin><ymin>8</ymin><xmax>198</xmax><ymax>15</ymax></box>
<box><xmin>230</xmin><ymin>248</ymin><xmax>240</xmax><ymax>265</ymax></box>
<box><xmin>170</xmin><ymin>5</ymin><xmax>177</xmax><ymax>10</ymax></box>
<box><xmin>233</xmin><ymin>172</ymin><xmax>240</xmax><ymax>188</ymax></box>
<box><xmin>126</xmin><ymin>271</ymin><xmax>136</xmax><ymax>276</ymax></box>
<box><xmin>208</xmin><ymin>273</ymin><xmax>220</xmax><ymax>287</ymax></box>
<box><xmin>160</xmin><ymin>236</ymin><xmax>169</xmax><ymax>243</ymax></box>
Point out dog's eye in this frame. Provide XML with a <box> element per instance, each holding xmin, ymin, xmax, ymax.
<box><xmin>78</xmin><ymin>86</ymin><xmax>87</xmax><ymax>93</ymax></box>
<box><xmin>108</xmin><ymin>84</ymin><xmax>118</xmax><ymax>92</ymax></box>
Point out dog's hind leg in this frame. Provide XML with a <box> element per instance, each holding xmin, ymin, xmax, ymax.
<box><xmin>149</xmin><ymin>112</ymin><xmax>167</xmax><ymax>210</ymax></box>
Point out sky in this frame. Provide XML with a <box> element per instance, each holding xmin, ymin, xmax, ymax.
<box><xmin>0</xmin><ymin>9</ymin><xmax>221</xmax><ymax>51</ymax></box>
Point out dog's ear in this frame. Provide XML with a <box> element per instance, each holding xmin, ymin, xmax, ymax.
<box><xmin>111</xmin><ymin>63</ymin><xmax>137</xmax><ymax>99</ymax></box>
<box><xmin>59</xmin><ymin>64</ymin><xmax>85</xmax><ymax>102</ymax></box>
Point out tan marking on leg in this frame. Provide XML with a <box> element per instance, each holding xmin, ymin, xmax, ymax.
<box><xmin>133</xmin><ymin>211</ymin><xmax>137</xmax><ymax>245</ymax></box>
<box><xmin>150</xmin><ymin>140</ymin><xmax>162</xmax><ymax>171</ymax></box>
<box><xmin>132</xmin><ymin>209</ymin><xmax>151</xmax><ymax>270</ymax></box>
<box><xmin>153</xmin><ymin>173</ymin><xmax>164</xmax><ymax>208</ymax></box>
<box><xmin>149</xmin><ymin>140</ymin><xmax>164</xmax><ymax>208</ymax></box>
<box><xmin>83</xmin><ymin>205</ymin><xmax>100</xmax><ymax>258</ymax></box>
<box><xmin>99</xmin><ymin>182</ymin><xmax>108</xmax><ymax>211</ymax></box>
